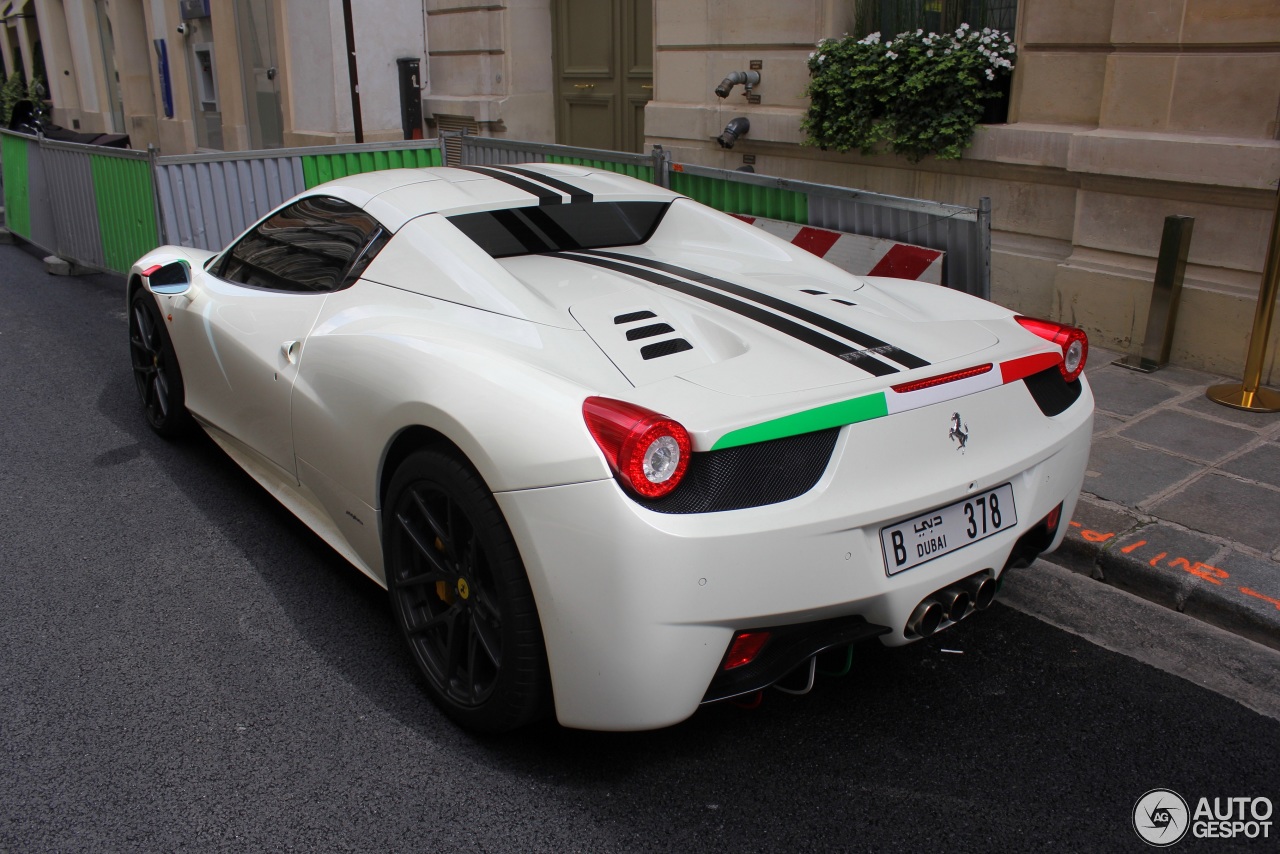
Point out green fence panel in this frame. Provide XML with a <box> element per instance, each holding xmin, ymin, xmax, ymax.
<box><xmin>669</xmin><ymin>171</ymin><xmax>808</xmax><ymax>223</ymax></box>
<box><xmin>301</xmin><ymin>145</ymin><xmax>443</xmax><ymax>189</ymax></box>
<box><xmin>89</xmin><ymin>154</ymin><xmax>160</xmax><ymax>273</ymax></box>
<box><xmin>1</xmin><ymin>133</ymin><xmax>31</xmax><ymax>239</ymax></box>
<box><xmin>545</xmin><ymin>155</ymin><xmax>655</xmax><ymax>184</ymax></box>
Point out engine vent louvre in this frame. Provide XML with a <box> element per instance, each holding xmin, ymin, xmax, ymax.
<box><xmin>640</xmin><ymin>339</ymin><xmax>693</xmax><ymax>360</ymax></box>
<box><xmin>626</xmin><ymin>323</ymin><xmax>675</xmax><ymax>341</ymax></box>
<box><xmin>614</xmin><ymin>310</ymin><xmax>657</xmax><ymax>324</ymax></box>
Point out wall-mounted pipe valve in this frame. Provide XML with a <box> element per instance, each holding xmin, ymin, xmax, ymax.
<box><xmin>715</xmin><ymin>70</ymin><xmax>761</xmax><ymax>99</ymax></box>
<box><xmin>717</xmin><ymin>117</ymin><xmax>750</xmax><ymax>149</ymax></box>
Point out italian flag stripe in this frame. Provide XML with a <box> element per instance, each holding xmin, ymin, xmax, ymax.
<box><xmin>711</xmin><ymin>350</ymin><xmax>1062</xmax><ymax>451</ymax></box>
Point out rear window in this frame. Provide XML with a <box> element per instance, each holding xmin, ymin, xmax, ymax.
<box><xmin>448</xmin><ymin>201</ymin><xmax>670</xmax><ymax>258</ymax></box>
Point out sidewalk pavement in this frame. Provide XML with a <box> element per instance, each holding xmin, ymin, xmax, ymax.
<box><xmin>1045</xmin><ymin>346</ymin><xmax>1280</xmax><ymax>651</ymax></box>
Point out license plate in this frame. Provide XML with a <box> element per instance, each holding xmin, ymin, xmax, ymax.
<box><xmin>880</xmin><ymin>484</ymin><xmax>1017</xmax><ymax>576</ymax></box>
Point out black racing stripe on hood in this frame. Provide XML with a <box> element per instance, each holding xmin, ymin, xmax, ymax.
<box><xmin>553</xmin><ymin>252</ymin><xmax>900</xmax><ymax>377</ymax></box>
<box><xmin>580</xmin><ymin>249</ymin><xmax>931</xmax><ymax>370</ymax></box>
<box><xmin>457</xmin><ymin>166</ymin><xmax>564</xmax><ymax>205</ymax></box>
<box><xmin>486</xmin><ymin>166</ymin><xmax>593</xmax><ymax>203</ymax></box>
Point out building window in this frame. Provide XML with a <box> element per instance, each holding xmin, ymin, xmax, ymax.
<box><xmin>855</xmin><ymin>0</ymin><xmax>1017</xmax><ymax>38</ymax></box>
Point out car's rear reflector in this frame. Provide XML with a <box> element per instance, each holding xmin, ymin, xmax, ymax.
<box><xmin>723</xmin><ymin>631</ymin><xmax>771</xmax><ymax>670</ymax></box>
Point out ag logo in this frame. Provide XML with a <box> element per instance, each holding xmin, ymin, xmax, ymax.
<box><xmin>1133</xmin><ymin>789</ymin><xmax>1190</xmax><ymax>847</ymax></box>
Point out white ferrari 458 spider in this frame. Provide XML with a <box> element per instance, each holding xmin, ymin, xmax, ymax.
<box><xmin>128</xmin><ymin>164</ymin><xmax>1093</xmax><ymax>732</ymax></box>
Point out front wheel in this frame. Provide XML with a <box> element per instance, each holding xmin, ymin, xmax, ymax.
<box><xmin>385</xmin><ymin>449</ymin><xmax>550</xmax><ymax>732</ymax></box>
<box><xmin>128</xmin><ymin>289</ymin><xmax>193</xmax><ymax>437</ymax></box>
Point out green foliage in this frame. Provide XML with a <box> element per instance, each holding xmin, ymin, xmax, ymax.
<box><xmin>802</xmin><ymin>25</ymin><xmax>1015</xmax><ymax>163</ymax></box>
<box><xmin>0</xmin><ymin>72</ymin><xmax>24</xmax><ymax>125</ymax></box>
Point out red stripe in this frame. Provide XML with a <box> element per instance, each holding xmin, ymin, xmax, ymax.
<box><xmin>867</xmin><ymin>244</ymin><xmax>943</xmax><ymax>279</ymax></box>
<box><xmin>731</xmin><ymin>214</ymin><xmax>757</xmax><ymax>224</ymax></box>
<box><xmin>791</xmin><ymin>227</ymin><xmax>841</xmax><ymax>257</ymax></box>
<box><xmin>1000</xmin><ymin>352</ymin><xmax>1061</xmax><ymax>383</ymax></box>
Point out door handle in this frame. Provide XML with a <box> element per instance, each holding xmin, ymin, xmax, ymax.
<box><xmin>267</xmin><ymin>66</ymin><xmax>277</xmax><ymax>81</ymax></box>
<box><xmin>573</xmin><ymin>83</ymin><xmax>595</xmax><ymax>89</ymax></box>
<box><xmin>281</xmin><ymin>340</ymin><xmax>300</xmax><ymax>364</ymax></box>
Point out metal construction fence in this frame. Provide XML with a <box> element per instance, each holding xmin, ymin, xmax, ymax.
<box><xmin>2</xmin><ymin>130</ymin><xmax>987</xmax><ymax>297</ymax></box>
<box><xmin>0</xmin><ymin>131</ymin><xmax>444</xmax><ymax>272</ymax></box>
<box><xmin>154</xmin><ymin>138</ymin><xmax>444</xmax><ymax>252</ymax></box>
<box><xmin>456</xmin><ymin>135</ymin><xmax>990</xmax><ymax>298</ymax></box>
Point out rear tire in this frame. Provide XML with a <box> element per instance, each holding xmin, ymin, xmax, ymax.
<box><xmin>385</xmin><ymin>449</ymin><xmax>550</xmax><ymax>732</ymax></box>
<box><xmin>128</xmin><ymin>290</ymin><xmax>194</xmax><ymax>438</ymax></box>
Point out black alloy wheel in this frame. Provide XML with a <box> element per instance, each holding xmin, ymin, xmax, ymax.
<box><xmin>128</xmin><ymin>290</ymin><xmax>192</xmax><ymax>437</ymax></box>
<box><xmin>385</xmin><ymin>449</ymin><xmax>549</xmax><ymax>732</ymax></box>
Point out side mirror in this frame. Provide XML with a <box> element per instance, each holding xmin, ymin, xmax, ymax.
<box><xmin>143</xmin><ymin>260</ymin><xmax>191</xmax><ymax>295</ymax></box>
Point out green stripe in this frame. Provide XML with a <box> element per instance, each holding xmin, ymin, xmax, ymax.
<box><xmin>669</xmin><ymin>172</ymin><xmax>807</xmax><ymax>223</ymax></box>
<box><xmin>712</xmin><ymin>392</ymin><xmax>888</xmax><ymax>450</ymax></box>
<box><xmin>1</xmin><ymin>133</ymin><xmax>31</xmax><ymax>239</ymax></box>
<box><xmin>546</xmin><ymin>155</ymin><xmax>654</xmax><ymax>184</ymax></box>
<box><xmin>90</xmin><ymin>154</ymin><xmax>159</xmax><ymax>272</ymax></box>
<box><xmin>301</xmin><ymin>145</ymin><xmax>443</xmax><ymax>189</ymax></box>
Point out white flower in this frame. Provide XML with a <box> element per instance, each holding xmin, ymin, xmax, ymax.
<box><xmin>916</xmin><ymin>28</ymin><xmax>923</xmax><ymax>36</ymax></box>
<box><xmin>960</xmin><ymin>22</ymin><xmax>970</xmax><ymax>30</ymax></box>
<box><xmin>926</xmin><ymin>49</ymin><xmax>934</xmax><ymax>57</ymax></box>
<box><xmin>985</xmin><ymin>68</ymin><xmax>995</xmax><ymax>80</ymax></box>
<box><xmin>886</xmin><ymin>51</ymin><xmax>898</xmax><ymax>60</ymax></box>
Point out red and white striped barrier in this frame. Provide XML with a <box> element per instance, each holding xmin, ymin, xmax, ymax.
<box><xmin>732</xmin><ymin>215</ymin><xmax>944</xmax><ymax>284</ymax></box>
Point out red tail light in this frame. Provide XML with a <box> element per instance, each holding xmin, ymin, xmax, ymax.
<box><xmin>723</xmin><ymin>631</ymin><xmax>771</xmax><ymax>670</ymax></box>
<box><xmin>1045</xmin><ymin>503</ymin><xmax>1062</xmax><ymax>533</ymax></box>
<box><xmin>1015</xmin><ymin>316</ymin><xmax>1089</xmax><ymax>383</ymax></box>
<box><xmin>583</xmin><ymin>397</ymin><xmax>692</xmax><ymax>499</ymax></box>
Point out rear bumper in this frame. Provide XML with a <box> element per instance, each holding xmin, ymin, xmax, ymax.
<box><xmin>497</xmin><ymin>379</ymin><xmax>1093</xmax><ymax>730</ymax></box>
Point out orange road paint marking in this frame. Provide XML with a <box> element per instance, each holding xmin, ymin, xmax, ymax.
<box><xmin>1080</xmin><ymin>529</ymin><xmax>1114</xmax><ymax>543</ymax></box>
<box><xmin>1167</xmin><ymin>557</ymin><xmax>1228</xmax><ymax>585</ymax></box>
<box><xmin>1069</xmin><ymin>521</ymin><xmax>1082</xmax><ymax>528</ymax></box>
<box><xmin>1240</xmin><ymin>587</ymin><xmax>1280</xmax><ymax>611</ymax></box>
<box><xmin>1120</xmin><ymin>540</ymin><xmax>1147</xmax><ymax>554</ymax></box>
<box><xmin>1148</xmin><ymin>552</ymin><xmax>1167</xmax><ymax>566</ymax></box>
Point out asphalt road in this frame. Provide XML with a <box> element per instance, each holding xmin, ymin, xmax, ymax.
<box><xmin>2</xmin><ymin>243</ymin><xmax>1278</xmax><ymax>852</ymax></box>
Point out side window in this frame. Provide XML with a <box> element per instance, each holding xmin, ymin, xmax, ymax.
<box><xmin>213</xmin><ymin>196</ymin><xmax>387</xmax><ymax>293</ymax></box>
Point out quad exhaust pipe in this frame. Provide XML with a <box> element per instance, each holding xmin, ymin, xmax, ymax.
<box><xmin>906</xmin><ymin>571</ymin><xmax>997</xmax><ymax>638</ymax></box>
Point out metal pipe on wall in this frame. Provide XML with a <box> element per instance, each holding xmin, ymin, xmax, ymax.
<box><xmin>342</xmin><ymin>0</ymin><xmax>363</xmax><ymax>144</ymax></box>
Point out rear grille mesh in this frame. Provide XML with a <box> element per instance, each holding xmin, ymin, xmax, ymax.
<box><xmin>637</xmin><ymin>428</ymin><xmax>839</xmax><ymax>514</ymax></box>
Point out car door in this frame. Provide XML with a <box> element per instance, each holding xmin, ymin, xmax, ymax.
<box><xmin>173</xmin><ymin>196</ymin><xmax>388</xmax><ymax>481</ymax></box>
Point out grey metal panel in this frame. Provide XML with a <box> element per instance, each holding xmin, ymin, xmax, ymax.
<box><xmin>814</xmin><ymin>181</ymin><xmax>983</xmax><ymax>299</ymax></box>
<box><xmin>24</xmin><ymin>143</ymin><xmax>59</xmax><ymax>257</ymax></box>
<box><xmin>459</xmin><ymin>136</ymin><xmax>654</xmax><ymax>169</ymax></box>
<box><xmin>153</xmin><ymin>137</ymin><xmax>442</xmax><ymax>166</ymax></box>
<box><xmin>44</xmin><ymin>146</ymin><xmax>105</xmax><ymax>268</ymax></box>
<box><xmin>155</xmin><ymin>155</ymin><xmax>305</xmax><ymax>251</ymax></box>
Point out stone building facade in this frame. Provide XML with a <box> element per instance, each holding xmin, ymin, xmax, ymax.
<box><xmin>21</xmin><ymin>0</ymin><xmax>1280</xmax><ymax>379</ymax></box>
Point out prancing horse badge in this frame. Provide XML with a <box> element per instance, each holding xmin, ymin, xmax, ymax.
<box><xmin>949</xmin><ymin>412</ymin><xmax>969</xmax><ymax>453</ymax></box>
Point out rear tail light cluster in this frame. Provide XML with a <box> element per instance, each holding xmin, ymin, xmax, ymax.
<box><xmin>583</xmin><ymin>396</ymin><xmax>692</xmax><ymax>499</ymax></box>
<box><xmin>1015</xmin><ymin>316</ymin><xmax>1089</xmax><ymax>383</ymax></box>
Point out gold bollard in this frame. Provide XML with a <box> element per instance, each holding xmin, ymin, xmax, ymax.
<box><xmin>1207</xmin><ymin>187</ymin><xmax>1280</xmax><ymax>413</ymax></box>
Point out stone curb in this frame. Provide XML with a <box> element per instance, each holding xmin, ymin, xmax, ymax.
<box><xmin>1042</xmin><ymin>496</ymin><xmax>1280</xmax><ymax>652</ymax></box>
